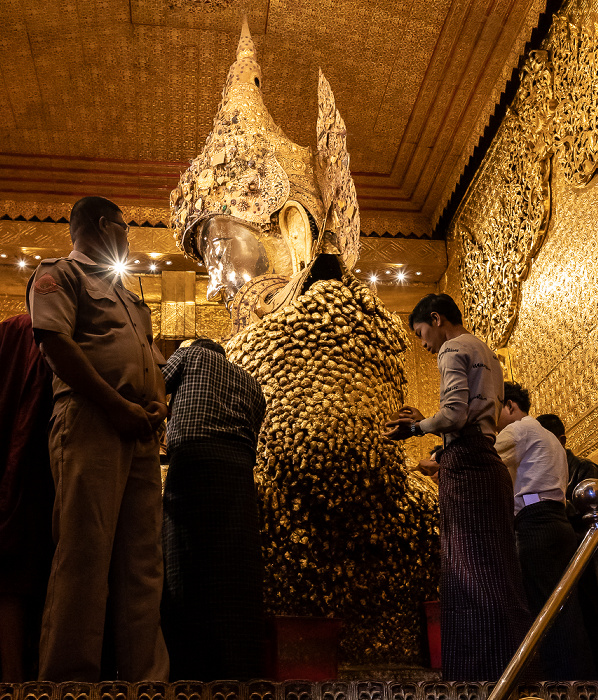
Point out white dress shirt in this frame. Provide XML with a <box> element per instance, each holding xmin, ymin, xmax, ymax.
<box><xmin>495</xmin><ymin>415</ymin><xmax>568</xmax><ymax>514</ymax></box>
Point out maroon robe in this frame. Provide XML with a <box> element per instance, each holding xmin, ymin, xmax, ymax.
<box><xmin>0</xmin><ymin>313</ymin><xmax>53</xmax><ymax>593</ymax></box>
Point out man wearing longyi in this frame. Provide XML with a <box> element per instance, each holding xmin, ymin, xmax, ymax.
<box><xmin>383</xmin><ymin>293</ymin><xmax>532</xmax><ymax>681</ymax></box>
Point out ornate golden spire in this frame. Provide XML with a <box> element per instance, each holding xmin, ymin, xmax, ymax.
<box><xmin>228</xmin><ymin>15</ymin><xmax>261</xmax><ymax>87</ymax></box>
<box><xmin>170</xmin><ymin>16</ymin><xmax>358</xmax><ymax>273</ymax></box>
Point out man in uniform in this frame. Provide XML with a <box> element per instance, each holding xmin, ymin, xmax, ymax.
<box><xmin>27</xmin><ymin>196</ymin><xmax>169</xmax><ymax>682</ymax></box>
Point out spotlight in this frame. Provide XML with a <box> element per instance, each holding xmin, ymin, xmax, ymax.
<box><xmin>415</xmin><ymin>271</ymin><xmax>422</xmax><ymax>276</ymax></box>
<box><xmin>133</xmin><ymin>259</ymin><xmax>140</xmax><ymax>264</ymax></box>
<box><xmin>0</xmin><ymin>254</ymin><xmax>6</xmax><ymax>259</ymax></box>
<box><xmin>166</xmin><ymin>260</ymin><xmax>172</xmax><ymax>265</ymax></box>
<box><xmin>385</xmin><ymin>270</ymin><xmax>391</xmax><ymax>274</ymax></box>
<box><xmin>17</xmin><ymin>260</ymin><xmax>27</xmax><ymax>269</ymax></box>
<box><xmin>369</xmin><ymin>273</ymin><xmax>378</xmax><ymax>283</ymax></box>
<box><xmin>355</xmin><ymin>268</ymin><xmax>361</xmax><ymax>273</ymax></box>
<box><xmin>396</xmin><ymin>271</ymin><xmax>406</xmax><ymax>282</ymax></box>
<box><xmin>34</xmin><ymin>255</ymin><xmax>41</xmax><ymax>260</ymax></box>
<box><xmin>149</xmin><ymin>263</ymin><xmax>157</xmax><ymax>272</ymax></box>
<box><xmin>111</xmin><ymin>261</ymin><xmax>128</xmax><ymax>275</ymax></box>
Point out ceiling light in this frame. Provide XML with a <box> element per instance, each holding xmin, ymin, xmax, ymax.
<box><xmin>133</xmin><ymin>259</ymin><xmax>140</xmax><ymax>264</ymax></box>
<box><xmin>17</xmin><ymin>260</ymin><xmax>27</xmax><ymax>269</ymax></box>
<box><xmin>385</xmin><ymin>270</ymin><xmax>391</xmax><ymax>274</ymax></box>
<box><xmin>369</xmin><ymin>273</ymin><xmax>378</xmax><ymax>283</ymax></box>
<box><xmin>416</xmin><ymin>271</ymin><xmax>422</xmax><ymax>276</ymax></box>
<box><xmin>355</xmin><ymin>268</ymin><xmax>361</xmax><ymax>273</ymax></box>
<box><xmin>149</xmin><ymin>252</ymin><xmax>160</xmax><ymax>259</ymax></box>
<box><xmin>149</xmin><ymin>263</ymin><xmax>157</xmax><ymax>272</ymax></box>
<box><xmin>242</xmin><ymin>273</ymin><xmax>251</xmax><ymax>282</ymax></box>
<box><xmin>111</xmin><ymin>261</ymin><xmax>128</xmax><ymax>275</ymax></box>
<box><xmin>165</xmin><ymin>260</ymin><xmax>172</xmax><ymax>265</ymax></box>
<box><xmin>34</xmin><ymin>255</ymin><xmax>41</xmax><ymax>260</ymax></box>
<box><xmin>0</xmin><ymin>254</ymin><xmax>6</xmax><ymax>259</ymax></box>
<box><xmin>396</xmin><ymin>271</ymin><xmax>406</xmax><ymax>282</ymax></box>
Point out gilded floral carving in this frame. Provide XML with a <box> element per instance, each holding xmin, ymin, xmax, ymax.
<box><xmin>455</xmin><ymin>103</ymin><xmax>552</xmax><ymax>348</ymax></box>
<box><xmin>552</xmin><ymin>8</ymin><xmax>598</xmax><ymax>187</ymax></box>
<box><xmin>455</xmin><ymin>0</ymin><xmax>598</xmax><ymax>350</ymax></box>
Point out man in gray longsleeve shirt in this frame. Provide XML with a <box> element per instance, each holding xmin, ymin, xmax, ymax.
<box><xmin>384</xmin><ymin>293</ymin><xmax>533</xmax><ymax>682</ymax></box>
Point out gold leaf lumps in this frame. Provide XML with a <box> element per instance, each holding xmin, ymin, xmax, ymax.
<box><xmin>226</xmin><ymin>273</ymin><xmax>439</xmax><ymax>664</ymax></box>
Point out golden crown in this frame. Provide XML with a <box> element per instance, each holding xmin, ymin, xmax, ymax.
<box><xmin>170</xmin><ymin>17</ymin><xmax>359</xmax><ymax>269</ymax></box>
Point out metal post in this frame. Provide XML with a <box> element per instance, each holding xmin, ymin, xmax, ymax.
<box><xmin>488</xmin><ymin>478</ymin><xmax>598</xmax><ymax>700</ymax></box>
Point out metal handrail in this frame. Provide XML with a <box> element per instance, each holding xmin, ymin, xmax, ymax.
<box><xmin>489</xmin><ymin>478</ymin><xmax>598</xmax><ymax>700</ymax></box>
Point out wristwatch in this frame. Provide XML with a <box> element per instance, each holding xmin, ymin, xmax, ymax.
<box><xmin>410</xmin><ymin>421</ymin><xmax>424</xmax><ymax>437</ymax></box>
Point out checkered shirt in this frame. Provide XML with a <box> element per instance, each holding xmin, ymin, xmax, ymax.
<box><xmin>162</xmin><ymin>345</ymin><xmax>266</xmax><ymax>452</ymax></box>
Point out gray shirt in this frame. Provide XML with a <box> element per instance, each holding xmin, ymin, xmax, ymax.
<box><xmin>419</xmin><ymin>333</ymin><xmax>504</xmax><ymax>444</ymax></box>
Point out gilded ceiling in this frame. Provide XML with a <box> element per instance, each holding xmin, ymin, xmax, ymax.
<box><xmin>0</xmin><ymin>0</ymin><xmax>548</xmax><ymax>240</ymax></box>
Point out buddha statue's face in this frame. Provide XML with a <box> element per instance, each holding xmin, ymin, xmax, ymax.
<box><xmin>199</xmin><ymin>215</ymin><xmax>272</xmax><ymax>306</ymax></box>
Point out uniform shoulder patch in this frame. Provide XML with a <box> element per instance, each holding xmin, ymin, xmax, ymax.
<box><xmin>34</xmin><ymin>273</ymin><xmax>61</xmax><ymax>295</ymax></box>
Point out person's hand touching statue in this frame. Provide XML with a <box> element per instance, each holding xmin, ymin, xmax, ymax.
<box><xmin>382</xmin><ymin>405</ymin><xmax>426</xmax><ymax>440</ymax></box>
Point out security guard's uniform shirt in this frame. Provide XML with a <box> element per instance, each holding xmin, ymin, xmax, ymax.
<box><xmin>27</xmin><ymin>250</ymin><xmax>163</xmax><ymax>404</ymax></box>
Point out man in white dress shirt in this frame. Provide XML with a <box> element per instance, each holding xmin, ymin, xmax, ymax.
<box><xmin>495</xmin><ymin>381</ymin><xmax>595</xmax><ymax>680</ymax></box>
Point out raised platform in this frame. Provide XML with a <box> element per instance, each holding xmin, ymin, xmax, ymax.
<box><xmin>1</xmin><ymin>680</ymin><xmax>596</xmax><ymax>700</ymax></box>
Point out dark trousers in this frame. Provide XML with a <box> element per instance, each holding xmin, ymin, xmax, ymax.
<box><xmin>40</xmin><ymin>394</ymin><xmax>168</xmax><ymax>682</ymax></box>
<box><xmin>162</xmin><ymin>439</ymin><xmax>264</xmax><ymax>681</ymax></box>
<box><xmin>516</xmin><ymin>500</ymin><xmax>596</xmax><ymax>680</ymax></box>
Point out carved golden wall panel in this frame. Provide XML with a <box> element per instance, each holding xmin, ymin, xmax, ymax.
<box><xmin>551</xmin><ymin>5</ymin><xmax>598</xmax><ymax>187</ymax></box>
<box><xmin>446</xmin><ymin>0</ymin><xmax>598</xmax><ymax>457</ymax></box>
<box><xmin>453</xmin><ymin>0</ymin><xmax>598</xmax><ymax>353</ymax></box>
<box><xmin>160</xmin><ymin>272</ymin><xmax>196</xmax><ymax>339</ymax></box>
<box><xmin>453</xmin><ymin>92</ymin><xmax>552</xmax><ymax>350</ymax></box>
<box><xmin>161</xmin><ymin>302</ymin><xmax>196</xmax><ymax>338</ymax></box>
<box><xmin>195</xmin><ymin>277</ymin><xmax>232</xmax><ymax>340</ymax></box>
<box><xmin>147</xmin><ymin>302</ymin><xmax>161</xmax><ymax>339</ymax></box>
<box><xmin>509</xmin><ymin>163</ymin><xmax>598</xmax><ymax>455</ymax></box>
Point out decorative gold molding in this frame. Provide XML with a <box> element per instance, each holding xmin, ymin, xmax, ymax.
<box><xmin>0</xmin><ymin>200</ymin><xmax>172</xmax><ymax>226</ymax></box>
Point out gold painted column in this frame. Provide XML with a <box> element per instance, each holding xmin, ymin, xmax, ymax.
<box><xmin>161</xmin><ymin>271</ymin><xmax>196</xmax><ymax>339</ymax></box>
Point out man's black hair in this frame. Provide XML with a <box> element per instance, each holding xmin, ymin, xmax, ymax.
<box><xmin>191</xmin><ymin>337</ymin><xmax>226</xmax><ymax>356</ymax></box>
<box><xmin>504</xmin><ymin>381</ymin><xmax>531</xmax><ymax>414</ymax></box>
<box><xmin>409</xmin><ymin>293</ymin><xmax>463</xmax><ymax>330</ymax></box>
<box><xmin>537</xmin><ymin>413</ymin><xmax>566</xmax><ymax>438</ymax></box>
<box><xmin>69</xmin><ymin>196</ymin><xmax>122</xmax><ymax>242</ymax></box>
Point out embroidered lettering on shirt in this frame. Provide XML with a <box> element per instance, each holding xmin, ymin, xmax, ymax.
<box><xmin>444</xmin><ymin>384</ymin><xmax>461</xmax><ymax>393</ymax></box>
<box><xmin>439</xmin><ymin>347</ymin><xmax>460</xmax><ymax>359</ymax></box>
<box><xmin>471</xmin><ymin>362</ymin><xmax>490</xmax><ymax>370</ymax></box>
<box><xmin>469</xmin><ymin>393</ymin><xmax>487</xmax><ymax>402</ymax></box>
<box><xmin>34</xmin><ymin>273</ymin><xmax>61</xmax><ymax>295</ymax></box>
